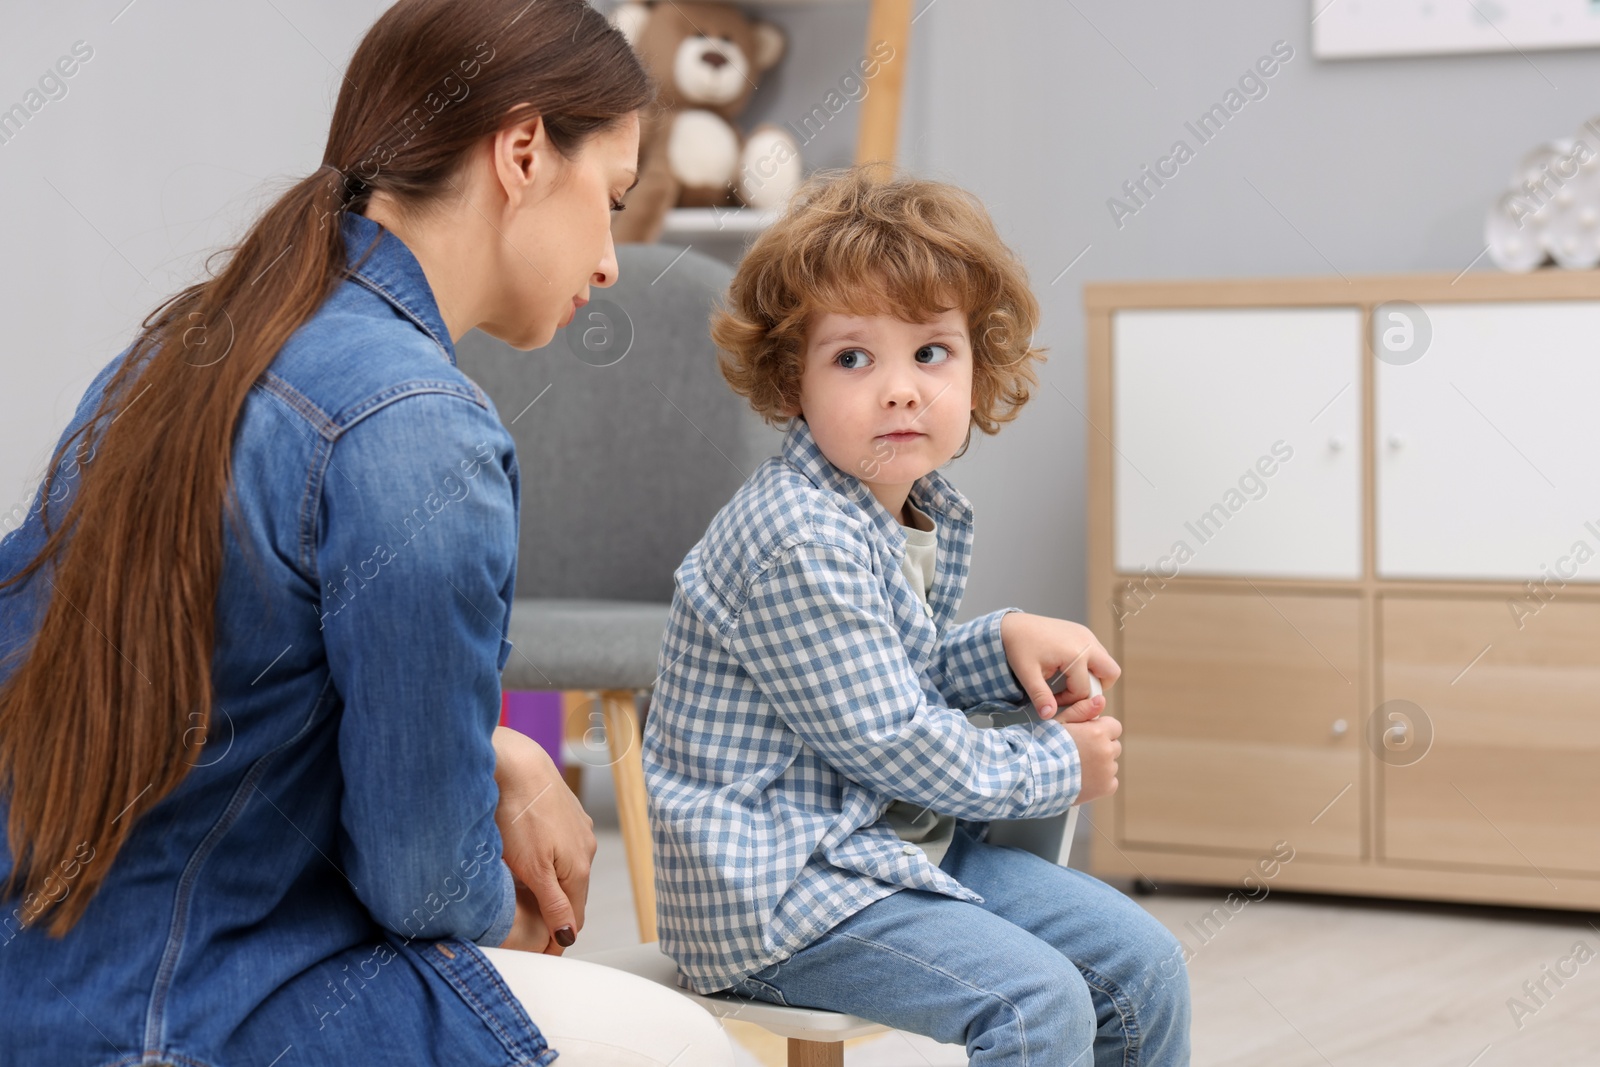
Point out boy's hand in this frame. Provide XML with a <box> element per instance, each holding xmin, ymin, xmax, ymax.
<box><xmin>999</xmin><ymin>612</ymin><xmax>1121</xmax><ymax>720</ymax></box>
<box><xmin>1063</xmin><ymin>715</ymin><xmax>1122</xmax><ymax>804</ymax></box>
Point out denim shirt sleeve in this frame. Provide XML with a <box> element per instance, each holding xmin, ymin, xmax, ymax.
<box><xmin>315</xmin><ymin>389</ymin><xmax>519</xmax><ymax>947</ymax></box>
<box><xmin>475</xmin><ymin>862</ymin><xmax>517</xmax><ymax>948</ymax></box>
<box><xmin>728</xmin><ymin>539</ymin><xmax>1082</xmax><ymax>821</ymax></box>
<box><xmin>927</xmin><ymin>607</ymin><xmax>1032</xmax><ymax>708</ymax></box>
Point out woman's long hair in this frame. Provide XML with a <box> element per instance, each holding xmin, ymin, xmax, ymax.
<box><xmin>0</xmin><ymin>0</ymin><xmax>650</xmax><ymax>937</ymax></box>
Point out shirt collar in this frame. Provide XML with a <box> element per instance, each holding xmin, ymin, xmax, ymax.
<box><xmin>339</xmin><ymin>210</ymin><xmax>457</xmax><ymax>366</ymax></box>
<box><xmin>780</xmin><ymin>416</ymin><xmax>975</xmax><ymax>553</ymax></box>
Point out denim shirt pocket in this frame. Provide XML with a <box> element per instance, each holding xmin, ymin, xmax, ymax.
<box><xmin>404</xmin><ymin>937</ymin><xmax>559</xmax><ymax>1066</ymax></box>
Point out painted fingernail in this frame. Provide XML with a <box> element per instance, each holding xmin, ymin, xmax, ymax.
<box><xmin>554</xmin><ymin>926</ymin><xmax>576</xmax><ymax>947</ymax></box>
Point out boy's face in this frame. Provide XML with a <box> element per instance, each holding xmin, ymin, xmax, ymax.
<box><xmin>792</xmin><ymin>304</ymin><xmax>976</xmax><ymax>521</ymax></box>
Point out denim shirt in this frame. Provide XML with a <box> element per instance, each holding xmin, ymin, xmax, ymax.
<box><xmin>0</xmin><ymin>211</ymin><xmax>556</xmax><ymax>1066</ymax></box>
<box><xmin>644</xmin><ymin>416</ymin><xmax>1084</xmax><ymax>995</ymax></box>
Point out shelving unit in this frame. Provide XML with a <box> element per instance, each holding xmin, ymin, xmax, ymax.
<box><xmin>1083</xmin><ymin>269</ymin><xmax>1600</xmax><ymax>913</ymax></box>
<box><xmin>658</xmin><ymin>0</ymin><xmax>914</xmax><ymax>241</ymax></box>
<box><xmin>660</xmin><ymin>207</ymin><xmax>779</xmax><ymax>238</ymax></box>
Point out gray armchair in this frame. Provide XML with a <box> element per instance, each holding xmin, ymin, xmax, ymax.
<box><xmin>455</xmin><ymin>244</ymin><xmax>782</xmax><ymax>936</ymax></box>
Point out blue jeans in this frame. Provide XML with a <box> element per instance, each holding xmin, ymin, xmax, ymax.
<box><xmin>728</xmin><ymin>820</ymin><xmax>1191</xmax><ymax>1066</ymax></box>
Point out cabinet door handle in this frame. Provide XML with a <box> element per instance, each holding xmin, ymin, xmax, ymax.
<box><xmin>1331</xmin><ymin>718</ymin><xmax>1349</xmax><ymax>738</ymax></box>
<box><xmin>1328</xmin><ymin>435</ymin><xmax>1345</xmax><ymax>452</ymax></box>
<box><xmin>1386</xmin><ymin>434</ymin><xmax>1405</xmax><ymax>451</ymax></box>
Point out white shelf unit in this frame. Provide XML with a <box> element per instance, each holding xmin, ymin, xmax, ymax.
<box><xmin>660</xmin><ymin>207</ymin><xmax>780</xmax><ymax>237</ymax></box>
<box><xmin>622</xmin><ymin>0</ymin><xmax>913</xmax><ymax>245</ymax></box>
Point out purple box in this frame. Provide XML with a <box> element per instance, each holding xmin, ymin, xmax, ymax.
<box><xmin>500</xmin><ymin>689</ymin><xmax>565</xmax><ymax>770</ymax></box>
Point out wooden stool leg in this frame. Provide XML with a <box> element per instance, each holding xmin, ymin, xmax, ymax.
<box><xmin>788</xmin><ymin>1038</ymin><xmax>844</xmax><ymax>1067</ymax></box>
<box><xmin>560</xmin><ymin>691</ymin><xmax>590</xmax><ymax>797</ymax></box>
<box><xmin>600</xmin><ymin>688</ymin><xmax>657</xmax><ymax>943</ymax></box>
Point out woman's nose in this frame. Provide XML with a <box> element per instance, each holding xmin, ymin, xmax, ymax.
<box><xmin>593</xmin><ymin>231</ymin><xmax>619</xmax><ymax>288</ymax></box>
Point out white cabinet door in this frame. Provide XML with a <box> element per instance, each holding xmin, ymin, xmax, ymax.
<box><xmin>1113</xmin><ymin>308</ymin><xmax>1363</xmax><ymax>579</ymax></box>
<box><xmin>1376</xmin><ymin>301</ymin><xmax>1600</xmax><ymax>582</ymax></box>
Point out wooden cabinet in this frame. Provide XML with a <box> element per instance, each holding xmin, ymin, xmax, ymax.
<box><xmin>1085</xmin><ymin>272</ymin><xmax>1600</xmax><ymax>911</ymax></box>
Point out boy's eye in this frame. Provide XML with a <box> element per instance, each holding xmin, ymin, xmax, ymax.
<box><xmin>835</xmin><ymin>348</ymin><xmax>871</xmax><ymax>369</ymax></box>
<box><xmin>916</xmin><ymin>343</ymin><xmax>952</xmax><ymax>365</ymax></box>
<box><xmin>610</xmin><ymin>198</ymin><xmax>627</xmax><ymax>213</ymax></box>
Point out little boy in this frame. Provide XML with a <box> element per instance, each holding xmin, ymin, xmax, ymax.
<box><xmin>643</xmin><ymin>167</ymin><xmax>1190</xmax><ymax>1064</ymax></box>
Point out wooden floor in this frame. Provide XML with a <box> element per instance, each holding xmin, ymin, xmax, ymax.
<box><xmin>572</xmin><ymin>765</ymin><xmax>1600</xmax><ymax>1066</ymax></box>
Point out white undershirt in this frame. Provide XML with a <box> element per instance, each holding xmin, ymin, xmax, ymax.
<box><xmin>897</xmin><ymin>500</ymin><xmax>938</xmax><ymax>617</ymax></box>
<box><xmin>884</xmin><ymin>499</ymin><xmax>956</xmax><ymax>863</ymax></box>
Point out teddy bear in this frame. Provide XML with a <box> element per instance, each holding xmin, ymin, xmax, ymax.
<box><xmin>609</xmin><ymin>0</ymin><xmax>804</xmax><ymax>244</ymax></box>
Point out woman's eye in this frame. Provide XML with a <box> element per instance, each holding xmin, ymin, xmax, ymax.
<box><xmin>916</xmin><ymin>343</ymin><xmax>952</xmax><ymax>364</ymax></box>
<box><xmin>610</xmin><ymin>198</ymin><xmax>627</xmax><ymax>213</ymax></box>
<box><xmin>835</xmin><ymin>348</ymin><xmax>870</xmax><ymax>370</ymax></box>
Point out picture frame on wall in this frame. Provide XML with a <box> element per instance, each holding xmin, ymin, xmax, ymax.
<box><xmin>1312</xmin><ymin>0</ymin><xmax>1600</xmax><ymax>59</ymax></box>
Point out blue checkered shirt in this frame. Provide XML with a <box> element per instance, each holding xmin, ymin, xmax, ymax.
<box><xmin>643</xmin><ymin>416</ymin><xmax>1084</xmax><ymax>994</ymax></box>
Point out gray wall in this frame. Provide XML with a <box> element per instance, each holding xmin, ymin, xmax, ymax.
<box><xmin>898</xmin><ymin>0</ymin><xmax>1600</xmax><ymax>627</ymax></box>
<box><xmin>5</xmin><ymin>0</ymin><xmax>1599</xmax><ymax>633</ymax></box>
<box><xmin>0</xmin><ymin>0</ymin><xmax>389</xmax><ymax>533</ymax></box>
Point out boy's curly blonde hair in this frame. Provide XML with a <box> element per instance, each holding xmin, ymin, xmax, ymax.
<box><xmin>711</xmin><ymin>166</ymin><xmax>1046</xmax><ymax>455</ymax></box>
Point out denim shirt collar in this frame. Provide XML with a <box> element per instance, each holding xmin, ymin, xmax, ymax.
<box><xmin>339</xmin><ymin>209</ymin><xmax>457</xmax><ymax>366</ymax></box>
<box><xmin>779</xmin><ymin>416</ymin><xmax>975</xmax><ymax>559</ymax></box>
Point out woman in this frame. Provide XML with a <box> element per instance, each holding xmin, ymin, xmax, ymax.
<box><xmin>0</xmin><ymin>2</ymin><xmax>735</xmax><ymax>1064</ymax></box>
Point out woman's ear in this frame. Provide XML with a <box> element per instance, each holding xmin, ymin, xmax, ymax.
<box><xmin>493</xmin><ymin>114</ymin><xmax>550</xmax><ymax>212</ymax></box>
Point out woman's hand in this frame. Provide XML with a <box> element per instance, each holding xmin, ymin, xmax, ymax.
<box><xmin>492</xmin><ymin>725</ymin><xmax>595</xmax><ymax>954</ymax></box>
<box><xmin>999</xmin><ymin>612</ymin><xmax>1121</xmax><ymax>720</ymax></box>
<box><xmin>499</xmin><ymin>880</ymin><xmax>553</xmax><ymax>954</ymax></box>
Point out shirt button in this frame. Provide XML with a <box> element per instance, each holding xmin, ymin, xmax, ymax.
<box><xmin>923</xmin><ymin>602</ymin><xmax>934</xmax><ymax>617</ymax></box>
<box><xmin>902</xmin><ymin>844</ymin><xmax>919</xmax><ymax>856</ymax></box>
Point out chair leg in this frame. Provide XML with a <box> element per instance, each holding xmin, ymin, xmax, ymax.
<box><xmin>560</xmin><ymin>690</ymin><xmax>590</xmax><ymax>798</ymax></box>
<box><xmin>788</xmin><ymin>1038</ymin><xmax>844</xmax><ymax>1067</ymax></box>
<box><xmin>601</xmin><ymin>688</ymin><xmax>657</xmax><ymax>943</ymax></box>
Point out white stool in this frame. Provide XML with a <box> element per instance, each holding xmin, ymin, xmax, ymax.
<box><xmin>576</xmin><ymin>942</ymin><xmax>885</xmax><ymax>1067</ymax></box>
